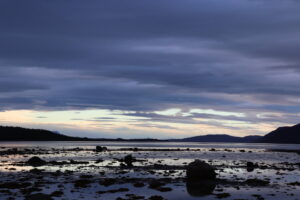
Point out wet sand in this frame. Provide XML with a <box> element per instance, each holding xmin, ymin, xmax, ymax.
<box><xmin>0</xmin><ymin>142</ymin><xmax>299</xmax><ymax>200</ymax></box>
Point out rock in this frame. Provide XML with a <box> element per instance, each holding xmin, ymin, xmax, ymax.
<box><xmin>0</xmin><ymin>182</ymin><xmax>31</xmax><ymax>189</ymax></box>
<box><xmin>148</xmin><ymin>180</ymin><xmax>172</xmax><ymax>192</ymax></box>
<box><xmin>148</xmin><ymin>180</ymin><xmax>166</xmax><ymax>189</ymax></box>
<box><xmin>97</xmin><ymin>188</ymin><xmax>129</xmax><ymax>194</ymax></box>
<box><xmin>133</xmin><ymin>182</ymin><xmax>145</xmax><ymax>187</ymax></box>
<box><xmin>244</xmin><ymin>178</ymin><xmax>269</xmax><ymax>186</ymax></box>
<box><xmin>21</xmin><ymin>186</ymin><xmax>42</xmax><ymax>195</ymax></box>
<box><xmin>74</xmin><ymin>179</ymin><xmax>92</xmax><ymax>188</ymax></box>
<box><xmin>252</xmin><ymin>194</ymin><xmax>265</xmax><ymax>200</ymax></box>
<box><xmin>25</xmin><ymin>193</ymin><xmax>53</xmax><ymax>200</ymax></box>
<box><xmin>215</xmin><ymin>193</ymin><xmax>231</xmax><ymax>199</ymax></box>
<box><xmin>69</xmin><ymin>159</ymin><xmax>88</xmax><ymax>164</ymax></box>
<box><xmin>96</xmin><ymin>146</ymin><xmax>107</xmax><ymax>152</ymax></box>
<box><xmin>133</xmin><ymin>147</ymin><xmax>139</xmax><ymax>151</ymax></box>
<box><xmin>157</xmin><ymin>187</ymin><xmax>172</xmax><ymax>192</ymax></box>
<box><xmin>125</xmin><ymin>194</ymin><xmax>145</xmax><ymax>199</ymax></box>
<box><xmin>247</xmin><ymin>161</ymin><xmax>254</xmax><ymax>168</ymax></box>
<box><xmin>124</xmin><ymin>154</ymin><xmax>135</xmax><ymax>167</ymax></box>
<box><xmin>186</xmin><ymin>160</ymin><xmax>216</xmax><ymax>180</ymax></box>
<box><xmin>95</xmin><ymin>158</ymin><xmax>104</xmax><ymax>163</ymax></box>
<box><xmin>148</xmin><ymin>196</ymin><xmax>165</xmax><ymax>200</ymax></box>
<box><xmin>50</xmin><ymin>191</ymin><xmax>63</xmax><ymax>197</ymax></box>
<box><xmin>29</xmin><ymin>168</ymin><xmax>44</xmax><ymax>174</ymax></box>
<box><xmin>99</xmin><ymin>178</ymin><xmax>116</xmax><ymax>186</ymax></box>
<box><xmin>246</xmin><ymin>162</ymin><xmax>258</xmax><ymax>172</ymax></box>
<box><xmin>26</xmin><ymin>157</ymin><xmax>47</xmax><ymax>166</ymax></box>
<box><xmin>80</xmin><ymin>175</ymin><xmax>93</xmax><ymax>179</ymax></box>
<box><xmin>287</xmin><ymin>181</ymin><xmax>300</xmax><ymax>186</ymax></box>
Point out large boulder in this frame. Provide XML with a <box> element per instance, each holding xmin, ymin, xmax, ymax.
<box><xmin>27</xmin><ymin>156</ymin><xmax>47</xmax><ymax>167</ymax></box>
<box><xmin>186</xmin><ymin>160</ymin><xmax>216</xmax><ymax>180</ymax></box>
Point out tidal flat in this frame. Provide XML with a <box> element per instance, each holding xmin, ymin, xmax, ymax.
<box><xmin>0</xmin><ymin>142</ymin><xmax>299</xmax><ymax>200</ymax></box>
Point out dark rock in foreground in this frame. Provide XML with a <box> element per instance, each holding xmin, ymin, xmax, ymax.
<box><xmin>96</xmin><ymin>146</ymin><xmax>107</xmax><ymax>152</ymax></box>
<box><xmin>27</xmin><ymin>156</ymin><xmax>47</xmax><ymax>166</ymax></box>
<box><xmin>246</xmin><ymin>161</ymin><xmax>258</xmax><ymax>172</ymax></box>
<box><xmin>0</xmin><ymin>182</ymin><xmax>31</xmax><ymax>189</ymax></box>
<box><xmin>148</xmin><ymin>196</ymin><xmax>165</xmax><ymax>200</ymax></box>
<box><xmin>215</xmin><ymin>193</ymin><xmax>231</xmax><ymax>199</ymax></box>
<box><xmin>244</xmin><ymin>178</ymin><xmax>269</xmax><ymax>186</ymax></box>
<box><xmin>25</xmin><ymin>193</ymin><xmax>54</xmax><ymax>200</ymax></box>
<box><xmin>186</xmin><ymin>160</ymin><xmax>216</xmax><ymax>180</ymax></box>
<box><xmin>124</xmin><ymin>154</ymin><xmax>135</xmax><ymax>167</ymax></box>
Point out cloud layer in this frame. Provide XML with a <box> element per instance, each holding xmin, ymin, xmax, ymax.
<box><xmin>0</xmin><ymin>0</ymin><xmax>300</xmax><ymax>137</ymax></box>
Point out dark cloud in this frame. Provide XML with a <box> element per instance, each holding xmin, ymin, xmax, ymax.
<box><xmin>0</xmin><ymin>0</ymin><xmax>300</xmax><ymax>126</ymax></box>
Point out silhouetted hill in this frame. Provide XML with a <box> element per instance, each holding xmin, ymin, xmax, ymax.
<box><xmin>2</xmin><ymin>124</ymin><xmax>299</xmax><ymax>144</ymax></box>
<box><xmin>260</xmin><ymin>123</ymin><xmax>300</xmax><ymax>144</ymax></box>
<box><xmin>0</xmin><ymin>126</ymin><xmax>164</xmax><ymax>141</ymax></box>
<box><xmin>171</xmin><ymin>134</ymin><xmax>262</xmax><ymax>143</ymax></box>
<box><xmin>0</xmin><ymin>126</ymin><xmax>80</xmax><ymax>141</ymax></box>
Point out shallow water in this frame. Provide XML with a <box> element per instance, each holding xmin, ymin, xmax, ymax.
<box><xmin>0</xmin><ymin>141</ymin><xmax>299</xmax><ymax>150</ymax></box>
<box><xmin>0</xmin><ymin>142</ymin><xmax>299</xmax><ymax>200</ymax></box>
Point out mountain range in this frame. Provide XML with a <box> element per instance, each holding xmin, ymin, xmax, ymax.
<box><xmin>258</xmin><ymin>123</ymin><xmax>300</xmax><ymax>144</ymax></box>
<box><xmin>171</xmin><ymin>134</ymin><xmax>262</xmax><ymax>143</ymax></box>
<box><xmin>173</xmin><ymin>124</ymin><xmax>300</xmax><ymax>144</ymax></box>
<box><xmin>0</xmin><ymin>123</ymin><xmax>299</xmax><ymax>144</ymax></box>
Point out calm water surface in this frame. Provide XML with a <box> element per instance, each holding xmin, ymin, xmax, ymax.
<box><xmin>0</xmin><ymin>142</ymin><xmax>299</xmax><ymax>200</ymax></box>
<box><xmin>0</xmin><ymin>141</ymin><xmax>299</xmax><ymax>150</ymax></box>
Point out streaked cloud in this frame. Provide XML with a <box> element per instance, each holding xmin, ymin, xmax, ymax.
<box><xmin>0</xmin><ymin>0</ymin><xmax>299</xmax><ymax>138</ymax></box>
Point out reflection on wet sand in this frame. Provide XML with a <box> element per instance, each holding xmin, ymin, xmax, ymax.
<box><xmin>0</xmin><ymin>142</ymin><xmax>299</xmax><ymax>200</ymax></box>
<box><xmin>186</xmin><ymin>180</ymin><xmax>216</xmax><ymax>197</ymax></box>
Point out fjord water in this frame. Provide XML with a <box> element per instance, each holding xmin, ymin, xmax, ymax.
<box><xmin>0</xmin><ymin>142</ymin><xmax>299</xmax><ymax>200</ymax></box>
<box><xmin>0</xmin><ymin>141</ymin><xmax>299</xmax><ymax>149</ymax></box>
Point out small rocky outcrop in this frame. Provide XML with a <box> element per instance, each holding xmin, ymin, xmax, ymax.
<box><xmin>124</xmin><ymin>155</ymin><xmax>135</xmax><ymax>167</ymax></box>
<box><xmin>96</xmin><ymin>146</ymin><xmax>107</xmax><ymax>152</ymax></box>
<box><xmin>244</xmin><ymin>178</ymin><xmax>269</xmax><ymax>186</ymax></box>
<box><xmin>25</xmin><ymin>193</ymin><xmax>53</xmax><ymax>200</ymax></box>
<box><xmin>186</xmin><ymin>160</ymin><xmax>216</xmax><ymax>180</ymax></box>
<box><xmin>27</xmin><ymin>156</ymin><xmax>47</xmax><ymax>167</ymax></box>
<box><xmin>246</xmin><ymin>161</ymin><xmax>258</xmax><ymax>172</ymax></box>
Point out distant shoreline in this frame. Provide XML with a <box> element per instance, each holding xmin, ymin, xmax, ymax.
<box><xmin>0</xmin><ymin>140</ymin><xmax>300</xmax><ymax>146</ymax></box>
<box><xmin>1</xmin><ymin>124</ymin><xmax>299</xmax><ymax>144</ymax></box>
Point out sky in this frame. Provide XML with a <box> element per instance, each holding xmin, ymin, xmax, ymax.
<box><xmin>0</xmin><ymin>0</ymin><xmax>300</xmax><ymax>139</ymax></box>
